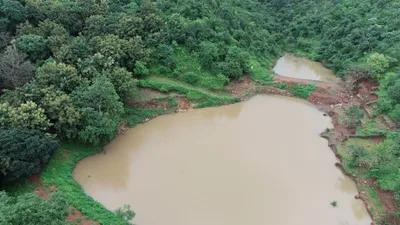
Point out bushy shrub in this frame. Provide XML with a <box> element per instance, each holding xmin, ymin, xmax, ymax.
<box><xmin>367</xmin><ymin>53</ymin><xmax>389</xmax><ymax>79</ymax></box>
<box><xmin>115</xmin><ymin>205</ymin><xmax>136</xmax><ymax>225</ymax></box>
<box><xmin>347</xmin><ymin>143</ymin><xmax>367</xmax><ymax>167</ymax></box>
<box><xmin>0</xmin><ymin>128</ymin><xmax>58</xmax><ymax>184</ymax></box>
<box><xmin>179</xmin><ymin>71</ymin><xmax>199</xmax><ymax>85</ymax></box>
<box><xmin>0</xmin><ymin>191</ymin><xmax>70</xmax><ymax>225</ymax></box>
<box><xmin>292</xmin><ymin>84</ymin><xmax>317</xmax><ymax>98</ymax></box>
<box><xmin>344</xmin><ymin>105</ymin><xmax>365</xmax><ymax>129</ymax></box>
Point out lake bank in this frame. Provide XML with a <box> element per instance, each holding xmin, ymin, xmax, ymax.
<box><xmin>9</xmin><ymin>54</ymin><xmax>396</xmax><ymax>225</ymax></box>
<box><xmin>74</xmin><ymin>95</ymin><xmax>371</xmax><ymax>225</ymax></box>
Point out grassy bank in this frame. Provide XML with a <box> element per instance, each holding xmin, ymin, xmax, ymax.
<box><xmin>41</xmin><ymin>143</ymin><xmax>126</xmax><ymax>225</ymax></box>
<box><xmin>138</xmin><ymin>77</ymin><xmax>240</xmax><ymax>108</ymax></box>
<box><xmin>4</xmin><ymin>104</ymin><xmax>173</xmax><ymax>225</ymax></box>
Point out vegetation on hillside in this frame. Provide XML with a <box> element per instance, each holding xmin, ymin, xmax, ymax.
<box><xmin>1</xmin><ymin>0</ymin><xmax>400</xmax><ymax>224</ymax></box>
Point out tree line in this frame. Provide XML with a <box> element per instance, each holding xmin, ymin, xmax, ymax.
<box><xmin>1</xmin><ymin>0</ymin><xmax>400</xmax><ymax>223</ymax></box>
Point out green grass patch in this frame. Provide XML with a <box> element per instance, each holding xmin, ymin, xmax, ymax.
<box><xmin>138</xmin><ymin>78</ymin><xmax>240</xmax><ymax>107</ymax></box>
<box><xmin>346</xmin><ymin>138</ymin><xmax>375</xmax><ymax>152</ymax></box>
<box><xmin>336</xmin><ymin>142</ymin><xmax>359</xmax><ymax>175</ymax></box>
<box><xmin>356</xmin><ymin>118</ymin><xmax>387</xmax><ymax>136</ymax></box>
<box><xmin>186</xmin><ymin>90</ymin><xmax>204</xmax><ymax>100</ymax></box>
<box><xmin>273</xmin><ymin>82</ymin><xmax>317</xmax><ymax>98</ymax></box>
<box><xmin>337</xmin><ymin>138</ymin><xmax>376</xmax><ymax>176</ymax></box>
<box><xmin>40</xmin><ymin>142</ymin><xmax>127</xmax><ymax>225</ymax></box>
<box><xmin>131</xmin><ymin>87</ymin><xmax>170</xmax><ymax>103</ymax></box>
<box><xmin>336</xmin><ymin>143</ymin><xmax>351</xmax><ymax>160</ymax></box>
<box><xmin>149</xmin><ymin>48</ymin><xmax>229</xmax><ymax>90</ymax></box>
<box><xmin>173</xmin><ymin>48</ymin><xmax>229</xmax><ymax>90</ymax></box>
<box><xmin>292</xmin><ymin>84</ymin><xmax>317</xmax><ymax>98</ymax></box>
<box><xmin>122</xmin><ymin>107</ymin><xmax>167</xmax><ymax>127</ymax></box>
<box><xmin>195</xmin><ymin>99</ymin><xmax>223</xmax><ymax>108</ymax></box>
<box><xmin>249</xmin><ymin>59</ymin><xmax>274</xmax><ymax>84</ymax></box>
<box><xmin>360</xmin><ymin>183</ymin><xmax>387</xmax><ymax>219</ymax></box>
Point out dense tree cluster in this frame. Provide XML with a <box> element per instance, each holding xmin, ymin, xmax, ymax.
<box><xmin>0</xmin><ymin>0</ymin><xmax>285</xmax><ymax>185</ymax></box>
<box><xmin>279</xmin><ymin>0</ymin><xmax>400</xmax><ymax>74</ymax></box>
<box><xmin>0</xmin><ymin>191</ymin><xmax>71</xmax><ymax>225</ymax></box>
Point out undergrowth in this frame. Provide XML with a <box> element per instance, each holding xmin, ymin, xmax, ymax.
<box><xmin>122</xmin><ymin>107</ymin><xmax>167</xmax><ymax>127</ymax></box>
<box><xmin>249</xmin><ymin>59</ymin><xmax>274</xmax><ymax>84</ymax></box>
<box><xmin>273</xmin><ymin>82</ymin><xmax>317</xmax><ymax>98</ymax></box>
<box><xmin>40</xmin><ymin>142</ymin><xmax>127</xmax><ymax>225</ymax></box>
<box><xmin>356</xmin><ymin>118</ymin><xmax>386</xmax><ymax>136</ymax></box>
<box><xmin>149</xmin><ymin>48</ymin><xmax>229</xmax><ymax>90</ymax></box>
<box><xmin>138</xmin><ymin>78</ymin><xmax>240</xmax><ymax>108</ymax></box>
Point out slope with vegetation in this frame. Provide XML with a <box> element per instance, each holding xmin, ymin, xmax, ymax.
<box><xmin>1</xmin><ymin>0</ymin><xmax>400</xmax><ymax>224</ymax></box>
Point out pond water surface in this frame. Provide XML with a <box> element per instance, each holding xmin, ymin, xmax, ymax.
<box><xmin>74</xmin><ymin>95</ymin><xmax>371</xmax><ymax>225</ymax></box>
<box><xmin>273</xmin><ymin>53</ymin><xmax>341</xmax><ymax>82</ymax></box>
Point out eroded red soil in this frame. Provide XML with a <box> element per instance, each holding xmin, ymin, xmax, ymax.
<box><xmin>27</xmin><ymin>171</ymin><xmax>98</xmax><ymax>225</ymax></box>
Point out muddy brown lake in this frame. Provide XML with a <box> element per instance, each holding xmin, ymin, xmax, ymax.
<box><xmin>74</xmin><ymin>95</ymin><xmax>371</xmax><ymax>225</ymax></box>
<box><xmin>273</xmin><ymin>53</ymin><xmax>341</xmax><ymax>82</ymax></box>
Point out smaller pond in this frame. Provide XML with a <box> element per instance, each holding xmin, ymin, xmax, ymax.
<box><xmin>273</xmin><ymin>53</ymin><xmax>340</xmax><ymax>82</ymax></box>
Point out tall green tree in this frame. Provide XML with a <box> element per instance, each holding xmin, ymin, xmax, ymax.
<box><xmin>73</xmin><ymin>75</ymin><xmax>123</xmax><ymax>145</ymax></box>
<box><xmin>35</xmin><ymin>61</ymin><xmax>82</xmax><ymax>93</ymax></box>
<box><xmin>14</xmin><ymin>34</ymin><xmax>49</xmax><ymax>62</ymax></box>
<box><xmin>0</xmin><ymin>0</ymin><xmax>27</xmax><ymax>31</ymax></box>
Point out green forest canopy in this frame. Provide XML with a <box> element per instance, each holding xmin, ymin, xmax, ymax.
<box><xmin>1</xmin><ymin>0</ymin><xmax>400</xmax><ymax>144</ymax></box>
<box><xmin>1</xmin><ymin>0</ymin><xmax>400</xmax><ymax>222</ymax></box>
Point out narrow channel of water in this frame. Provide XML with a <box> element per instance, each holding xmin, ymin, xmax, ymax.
<box><xmin>73</xmin><ymin>95</ymin><xmax>371</xmax><ymax>225</ymax></box>
<box><xmin>273</xmin><ymin>53</ymin><xmax>341</xmax><ymax>82</ymax></box>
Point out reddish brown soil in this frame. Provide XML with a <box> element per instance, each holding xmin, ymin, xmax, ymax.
<box><xmin>28</xmin><ymin>173</ymin><xmax>52</xmax><ymax>199</ymax></box>
<box><xmin>371</xmin><ymin>136</ymin><xmax>386</xmax><ymax>144</ymax></box>
<box><xmin>177</xmin><ymin>99</ymin><xmax>192</xmax><ymax>111</ymax></box>
<box><xmin>130</xmin><ymin>96</ymin><xmax>192</xmax><ymax>113</ymax></box>
<box><xmin>131</xmin><ymin>99</ymin><xmax>168</xmax><ymax>109</ymax></box>
<box><xmin>27</xmin><ymin>169</ymin><xmax>99</xmax><ymax>225</ymax></box>
<box><xmin>379</xmin><ymin>189</ymin><xmax>398</xmax><ymax>214</ymax></box>
<box><xmin>307</xmin><ymin>90</ymin><xmax>343</xmax><ymax>105</ymax></box>
<box><xmin>356</xmin><ymin>79</ymin><xmax>380</xmax><ymax>103</ymax></box>
<box><xmin>66</xmin><ymin>207</ymin><xmax>100</xmax><ymax>225</ymax></box>
<box><xmin>226</xmin><ymin>75</ymin><xmax>257</xmax><ymax>98</ymax></box>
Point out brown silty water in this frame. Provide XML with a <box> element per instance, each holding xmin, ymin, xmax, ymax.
<box><xmin>74</xmin><ymin>95</ymin><xmax>371</xmax><ymax>225</ymax></box>
<box><xmin>273</xmin><ymin>53</ymin><xmax>341</xmax><ymax>82</ymax></box>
